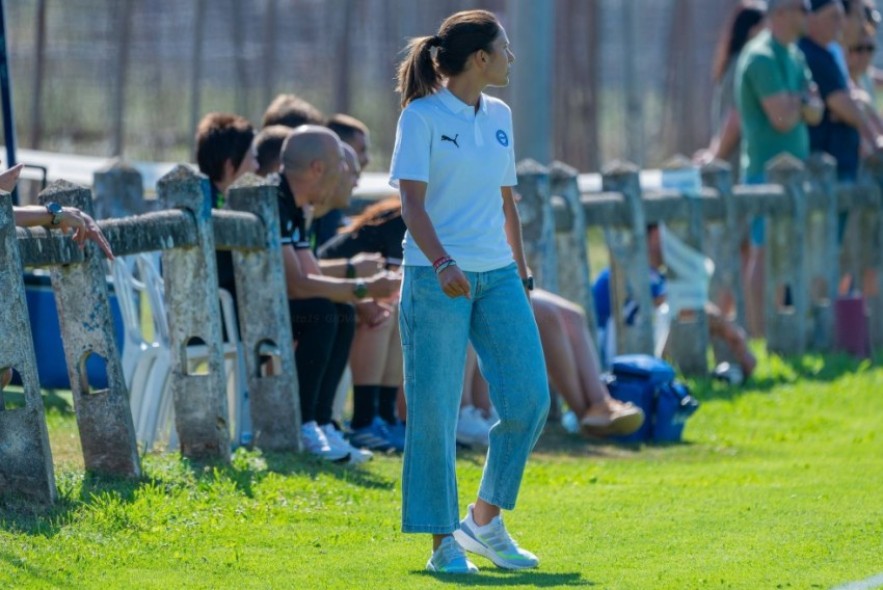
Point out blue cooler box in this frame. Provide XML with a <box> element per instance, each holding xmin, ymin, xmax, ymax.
<box><xmin>12</xmin><ymin>272</ymin><xmax>125</xmax><ymax>390</ymax></box>
<box><xmin>606</xmin><ymin>354</ymin><xmax>698</xmax><ymax>444</ymax></box>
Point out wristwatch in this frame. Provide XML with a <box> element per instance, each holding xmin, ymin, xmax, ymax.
<box><xmin>45</xmin><ymin>202</ymin><xmax>64</xmax><ymax>225</ymax></box>
<box><xmin>522</xmin><ymin>276</ymin><xmax>535</xmax><ymax>291</ymax></box>
<box><xmin>353</xmin><ymin>280</ymin><xmax>368</xmax><ymax>299</ymax></box>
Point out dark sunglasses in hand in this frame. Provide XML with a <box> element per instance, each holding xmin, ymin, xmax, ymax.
<box><xmin>850</xmin><ymin>43</ymin><xmax>877</xmax><ymax>54</ymax></box>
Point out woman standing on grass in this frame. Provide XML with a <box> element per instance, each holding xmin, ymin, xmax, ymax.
<box><xmin>390</xmin><ymin>9</ymin><xmax>549</xmax><ymax>575</ymax></box>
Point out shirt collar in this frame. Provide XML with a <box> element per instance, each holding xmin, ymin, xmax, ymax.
<box><xmin>437</xmin><ymin>86</ymin><xmax>488</xmax><ymax>115</ymax></box>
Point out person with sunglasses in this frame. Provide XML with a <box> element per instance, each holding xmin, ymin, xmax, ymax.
<box><xmin>845</xmin><ymin>22</ymin><xmax>883</xmax><ymax>157</ymax></box>
<box><xmin>800</xmin><ymin>0</ymin><xmax>883</xmax><ymax>183</ymax></box>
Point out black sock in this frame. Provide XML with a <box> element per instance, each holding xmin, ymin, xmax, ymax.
<box><xmin>378</xmin><ymin>386</ymin><xmax>399</xmax><ymax>426</ymax></box>
<box><xmin>350</xmin><ymin>385</ymin><xmax>379</xmax><ymax>430</ymax></box>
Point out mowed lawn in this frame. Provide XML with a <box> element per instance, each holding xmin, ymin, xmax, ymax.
<box><xmin>1</xmin><ymin>347</ymin><xmax>882</xmax><ymax>589</ymax></box>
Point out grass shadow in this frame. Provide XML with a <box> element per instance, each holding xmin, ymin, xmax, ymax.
<box><xmin>414</xmin><ymin>570</ymin><xmax>592</xmax><ymax>587</ymax></box>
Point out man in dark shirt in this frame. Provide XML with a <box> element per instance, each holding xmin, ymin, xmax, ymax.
<box><xmin>800</xmin><ymin>0</ymin><xmax>882</xmax><ymax>180</ymax></box>
<box><xmin>277</xmin><ymin>126</ymin><xmax>401</xmax><ymax>463</ymax></box>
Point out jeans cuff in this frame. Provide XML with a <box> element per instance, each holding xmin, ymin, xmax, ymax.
<box><xmin>401</xmin><ymin>521</ymin><xmax>462</xmax><ymax>534</ymax></box>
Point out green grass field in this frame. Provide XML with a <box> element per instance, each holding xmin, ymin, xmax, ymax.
<box><xmin>1</xmin><ymin>346</ymin><xmax>882</xmax><ymax>589</ymax></box>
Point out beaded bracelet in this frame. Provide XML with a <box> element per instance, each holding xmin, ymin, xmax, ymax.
<box><xmin>435</xmin><ymin>259</ymin><xmax>457</xmax><ymax>274</ymax></box>
<box><xmin>432</xmin><ymin>255</ymin><xmax>452</xmax><ymax>270</ymax></box>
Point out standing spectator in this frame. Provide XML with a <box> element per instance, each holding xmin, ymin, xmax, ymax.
<box><xmin>695</xmin><ymin>1</ymin><xmax>768</xmax><ymax>176</ymax></box>
<box><xmin>800</xmin><ymin>0</ymin><xmax>881</xmax><ymax>183</ymax></box>
<box><xmin>392</xmin><ymin>9</ymin><xmax>548</xmax><ymax>574</ymax></box>
<box><xmin>736</xmin><ymin>0</ymin><xmax>823</xmax><ymax>336</ymax></box>
<box><xmin>846</xmin><ymin>22</ymin><xmax>883</xmax><ymax>157</ymax></box>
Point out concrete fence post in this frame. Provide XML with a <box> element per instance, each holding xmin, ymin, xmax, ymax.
<box><xmin>93</xmin><ymin>161</ymin><xmax>148</xmax><ymax>219</ymax></box>
<box><xmin>549</xmin><ymin>161</ymin><xmax>597</xmax><ymax>339</ymax></box>
<box><xmin>701</xmin><ymin>159</ymin><xmax>745</xmax><ymax>328</ymax></box>
<box><xmin>765</xmin><ymin>155</ymin><xmax>810</xmax><ymax>356</ymax></box>
<box><xmin>516</xmin><ymin>159</ymin><xmax>558</xmax><ymax>293</ymax></box>
<box><xmin>157</xmin><ymin>165</ymin><xmax>230</xmax><ymax>461</ymax></box>
<box><xmin>0</xmin><ymin>194</ymin><xmax>57</xmax><ymax>503</ymax></box>
<box><xmin>601</xmin><ymin>161</ymin><xmax>655</xmax><ymax>356</ymax></box>
<box><xmin>661</xmin><ymin>157</ymin><xmax>709</xmax><ymax>376</ymax></box>
<box><xmin>38</xmin><ymin>181</ymin><xmax>141</xmax><ymax>477</ymax></box>
<box><xmin>226</xmin><ymin>175</ymin><xmax>301</xmax><ymax>451</ymax></box>
<box><xmin>858</xmin><ymin>153</ymin><xmax>883</xmax><ymax>349</ymax></box>
<box><xmin>804</xmin><ymin>153</ymin><xmax>839</xmax><ymax>351</ymax></box>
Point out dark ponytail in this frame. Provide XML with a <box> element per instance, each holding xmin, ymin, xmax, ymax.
<box><xmin>396</xmin><ymin>10</ymin><xmax>502</xmax><ymax>108</ymax></box>
<box><xmin>396</xmin><ymin>36</ymin><xmax>443</xmax><ymax>108</ymax></box>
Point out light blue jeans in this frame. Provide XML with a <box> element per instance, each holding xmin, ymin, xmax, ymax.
<box><xmin>398</xmin><ymin>263</ymin><xmax>550</xmax><ymax>534</ymax></box>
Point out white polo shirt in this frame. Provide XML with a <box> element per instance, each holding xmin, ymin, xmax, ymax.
<box><xmin>389</xmin><ymin>87</ymin><xmax>517</xmax><ymax>272</ymax></box>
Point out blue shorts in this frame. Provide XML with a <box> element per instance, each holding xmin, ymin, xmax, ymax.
<box><xmin>744</xmin><ymin>174</ymin><xmax>766</xmax><ymax>246</ymax></box>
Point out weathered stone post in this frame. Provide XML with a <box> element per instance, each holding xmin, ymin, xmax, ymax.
<box><xmin>549</xmin><ymin>161</ymin><xmax>597</xmax><ymax>339</ymax></box>
<box><xmin>38</xmin><ymin>181</ymin><xmax>141</xmax><ymax>477</ymax></box>
<box><xmin>858</xmin><ymin>153</ymin><xmax>883</xmax><ymax>348</ymax></box>
<box><xmin>0</xmin><ymin>195</ymin><xmax>57</xmax><ymax>503</ymax></box>
<box><xmin>765</xmin><ymin>155</ymin><xmax>810</xmax><ymax>356</ymax></box>
<box><xmin>701</xmin><ymin>159</ymin><xmax>745</xmax><ymax>328</ymax></box>
<box><xmin>804</xmin><ymin>153</ymin><xmax>839</xmax><ymax>351</ymax></box>
<box><xmin>157</xmin><ymin>166</ymin><xmax>230</xmax><ymax>461</ymax></box>
<box><xmin>226</xmin><ymin>175</ymin><xmax>301</xmax><ymax>451</ymax></box>
<box><xmin>92</xmin><ymin>161</ymin><xmax>148</xmax><ymax>219</ymax></box>
<box><xmin>516</xmin><ymin>159</ymin><xmax>558</xmax><ymax>293</ymax></box>
<box><xmin>700</xmin><ymin>159</ymin><xmax>748</xmax><ymax>366</ymax></box>
<box><xmin>601</xmin><ymin>161</ymin><xmax>655</xmax><ymax>356</ymax></box>
<box><xmin>661</xmin><ymin>157</ymin><xmax>709</xmax><ymax>376</ymax></box>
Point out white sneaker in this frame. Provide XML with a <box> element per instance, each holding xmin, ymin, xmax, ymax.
<box><xmin>300</xmin><ymin>420</ymin><xmax>350</xmax><ymax>463</ymax></box>
<box><xmin>456</xmin><ymin>405</ymin><xmax>491</xmax><ymax>447</ymax></box>
<box><xmin>453</xmin><ymin>504</ymin><xmax>539</xmax><ymax>570</ymax></box>
<box><xmin>321</xmin><ymin>423</ymin><xmax>372</xmax><ymax>465</ymax></box>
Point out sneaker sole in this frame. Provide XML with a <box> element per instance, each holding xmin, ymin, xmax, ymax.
<box><xmin>452</xmin><ymin>528</ymin><xmax>538</xmax><ymax>570</ymax></box>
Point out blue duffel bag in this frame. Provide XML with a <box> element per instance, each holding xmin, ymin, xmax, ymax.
<box><xmin>604</xmin><ymin>354</ymin><xmax>700</xmax><ymax>443</ymax></box>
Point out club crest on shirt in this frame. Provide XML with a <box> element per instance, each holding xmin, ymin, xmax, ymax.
<box><xmin>496</xmin><ymin>129</ymin><xmax>509</xmax><ymax>147</ymax></box>
<box><xmin>290</xmin><ymin>225</ymin><xmax>299</xmax><ymax>241</ymax></box>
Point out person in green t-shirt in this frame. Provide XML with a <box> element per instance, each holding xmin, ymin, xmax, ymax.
<box><xmin>735</xmin><ymin>0</ymin><xmax>824</xmax><ymax>337</ymax></box>
<box><xmin>736</xmin><ymin>0</ymin><xmax>824</xmax><ymax>182</ymax></box>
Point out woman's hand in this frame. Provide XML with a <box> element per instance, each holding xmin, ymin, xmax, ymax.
<box><xmin>0</xmin><ymin>163</ymin><xmax>24</xmax><ymax>192</ymax></box>
<box><xmin>57</xmin><ymin>208</ymin><xmax>115</xmax><ymax>259</ymax></box>
<box><xmin>437</xmin><ymin>265</ymin><xmax>471</xmax><ymax>299</ymax></box>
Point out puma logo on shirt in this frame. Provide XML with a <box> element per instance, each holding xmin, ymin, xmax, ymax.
<box><xmin>441</xmin><ymin>134</ymin><xmax>460</xmax><ymax>148</ymax></box>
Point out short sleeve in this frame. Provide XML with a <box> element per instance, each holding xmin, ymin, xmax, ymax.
<box><xmin>389</xmin><ymin>108</ymin><xmax>432</xmax><ymax>188</ymax></box>
<box><xmin>804</xmin><ymin>47</ymin><xmax>847</xmax><ymax>100</ymax></box>
<box><xmin>744</xmin><ymin>54</ymin><xmax>788</xmax><ymax>100</ymax></box>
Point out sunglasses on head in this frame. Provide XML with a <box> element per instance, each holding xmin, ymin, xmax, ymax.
<box><xmin>850</xmin><ymin>43</ymin><xmax>877</xmax><ymax>53</ymax></box>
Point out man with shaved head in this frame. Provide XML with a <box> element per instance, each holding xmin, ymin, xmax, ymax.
<box><xmin>276</xmin><ymin>125</ymin><xmax>400</xmax><ymax>464</ymax></box>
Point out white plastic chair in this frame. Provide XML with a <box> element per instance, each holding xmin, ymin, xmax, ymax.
<box><xmin>109</xmin><ymin>257</ymin><xmax>165</xmax><ymax>447</ymax></box>
<box><xmin>134</xmin><ymin>254</ymin><xmax>251</xmax><ymax>450</ymax></box>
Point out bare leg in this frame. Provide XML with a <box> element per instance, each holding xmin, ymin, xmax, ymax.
<box><xmin>531</xmin><ymin>295</ymin><xmax>589</xmax><ymax>416</ymax></box>
<box><xmin>472</xmin><ymin>497</ymin><xmax>501</xmax><ymax>526</ymax></box>
<box><xmin>744</xmin><ymin>245</ymin><xmax>765</xmax><ymax>338</ymax></box>
<box><xmin>706</xmin><ymin>302</ymin><xmax>756</xmax><ymax>377</ymax></box>
<box><xmin>350</xmin><ymin>314</ymin><xmax>393</xmax><ymax>386</ymax></box>
<box><xmin>379</xmin><ymin>306</ymin><xmax>403</xmax><ymax>388</ymax></box>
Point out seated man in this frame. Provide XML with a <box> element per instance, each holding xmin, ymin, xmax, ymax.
<box><xmin>276</xmin><ymin>126</ymin><xmax>401</xmax><ymax>462</ymax></box>
<box><xmin>593</xmin><ymin>224</ymin><xmax>756</xmax><ymax>382</ymax></box>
